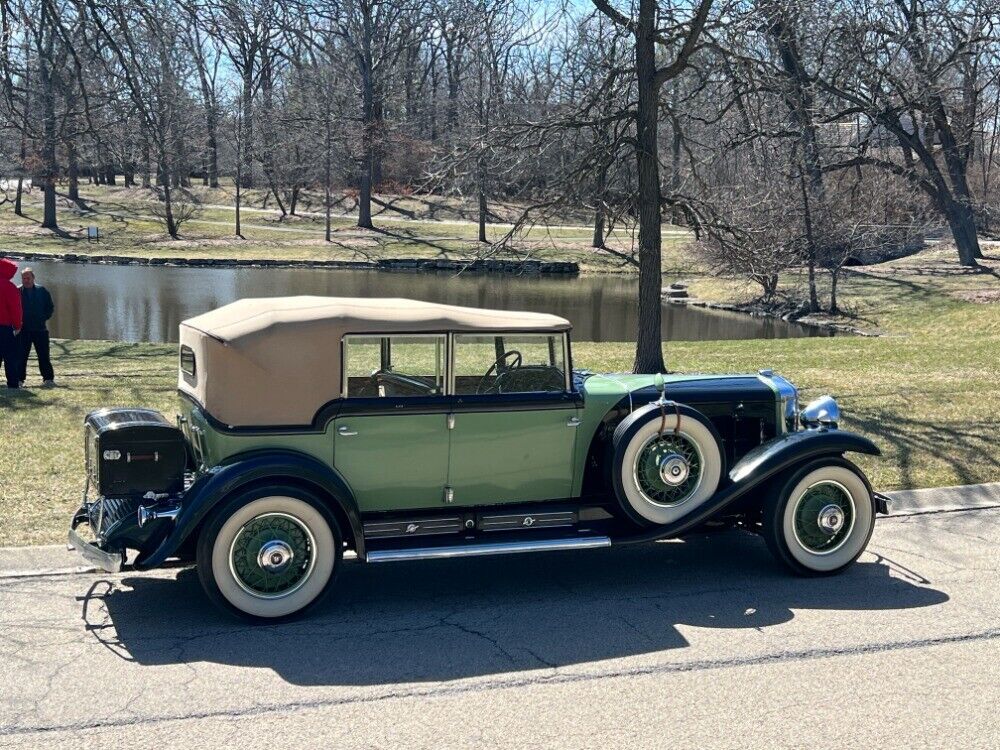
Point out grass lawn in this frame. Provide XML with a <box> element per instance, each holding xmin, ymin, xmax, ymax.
<box><xmin>0</xmin><ymin>183</ymin><xmax>693</xmax><ymax>274</ymax></box>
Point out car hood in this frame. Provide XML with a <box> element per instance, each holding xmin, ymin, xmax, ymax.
<box><xmin>580</xmin><ymin>371</ymin><xmax>773</xmax><ymax>397</ymax></box>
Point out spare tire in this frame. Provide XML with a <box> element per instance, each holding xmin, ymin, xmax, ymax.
<box><xmin>611</xmin><ymin>402</ymin><xmax>724</xmax><ymax>526</ymax></box>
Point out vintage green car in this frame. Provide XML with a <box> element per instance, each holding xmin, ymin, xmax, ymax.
<box><xmin>70</xmin><ymin>297</ymin><xmax>884</xmax><ymax>619</ymax></box>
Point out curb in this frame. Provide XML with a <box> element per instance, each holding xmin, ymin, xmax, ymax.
<box><xmin>0</xmin><ymin>544</ymin><xmax>97</xmax><ymax>578</ymax></box>
<box><xmin>883</xmin><ymin>482</ymin><xmax>1000</xmax><ymax>517</ymax></box>
<box><xmin>2</xmin><ymin>482</ymin><xmax>997</xmax><ymax>577</ymax></box>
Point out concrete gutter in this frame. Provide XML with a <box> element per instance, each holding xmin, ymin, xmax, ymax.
<box><xmin>1</xmin><ymin>482</ymin><xmax>997</xmax><ymax>577</ymax></box>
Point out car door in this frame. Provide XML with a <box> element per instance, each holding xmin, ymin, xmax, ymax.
<box><xmin>334</xmin><ymin>334</ymin><xmax>451</xmax><ymax>512</ymax></box>
<box><xmin>446</xmin><ymin>332</ymin><xmax>579</xmax><ymax>506</ymax></box>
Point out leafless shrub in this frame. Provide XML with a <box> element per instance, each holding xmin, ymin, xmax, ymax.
<box><xmin>149</xmin><ymin>200</ymin><xmax>201</xmax><ymax>235</ymax></box>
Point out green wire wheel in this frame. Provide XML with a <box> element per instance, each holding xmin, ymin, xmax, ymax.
<box><xmin>791</xmin><ymin>481</ymin><xmax>856</xmax><ymax>554</ymax></box>
<box><xmin>229</xmin><ymin>512</ymin><xmax>316</xmax><ymax>598</ymax></box>
<box><xmin>632</xmin><ymin>433</ymin><xmax>703</xmax><ymax>506</ymax></box>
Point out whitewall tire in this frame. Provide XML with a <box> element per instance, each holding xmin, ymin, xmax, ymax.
<box><xmin>196</xmin><ymin>489</ymin><xmax>341</xmax><ymax>620</ymax></box>
<box><xmin>763</xmin><ymin>459</ymin><xmax>875</xmax><ymax>575</ymax></box>
<box><xmin>611</xmin><ymin>406</ymin><xmax>723</xmax><ymax>526</ymax></box>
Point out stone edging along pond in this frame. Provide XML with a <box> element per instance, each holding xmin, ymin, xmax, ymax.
<box><xmin>669</xmin><ymin>298</ymin><xmax>878</xmax><ymax>337</ymax></box>
<box><xmin>2</xmin><ymin>251</ymin><xmax>580</xmax><ymax>275</ymax></box>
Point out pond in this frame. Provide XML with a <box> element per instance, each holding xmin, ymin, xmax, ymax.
<box><xmin>19</xmin><ymin>259</ymin><xmax>832</xmax><ymax>343</ymax></box>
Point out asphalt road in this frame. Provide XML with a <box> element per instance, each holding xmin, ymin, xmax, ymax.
<box><xmin>1</xmin><ymin>504</ymin><xmax>998</xmax><ymax>749</ymax></box>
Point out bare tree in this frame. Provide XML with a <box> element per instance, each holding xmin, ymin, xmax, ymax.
<box><xmin>591</xmin><ymin>0</ymin><xmax>715</xmax><ymax>373</ymax></box>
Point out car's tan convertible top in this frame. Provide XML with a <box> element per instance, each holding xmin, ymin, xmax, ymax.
<box><xmin>178</xmin><ymin>296</ymin><xmax>571</xmax><ymax>427</ymax></box>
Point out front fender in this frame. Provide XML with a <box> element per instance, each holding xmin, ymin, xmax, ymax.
<box><xmin>614</xmin><ymin>428</ymin><xmax>880</xmax><ymax>546</ymax></box>
<box><xmin>134</xmin><ymin>450</ymin><xmax>363</xmax><ymax>570</ymax></box>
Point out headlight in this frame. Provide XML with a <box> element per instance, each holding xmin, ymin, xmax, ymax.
<box><xmin>800</xmin><ymin>395</ymin><xmax>840</xmax><ymax>429</ymax></box>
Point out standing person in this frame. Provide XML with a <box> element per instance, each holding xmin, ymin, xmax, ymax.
<box><xmin>0</xmin><ymin>258</ymin><xmax>22</xmax><ymax>389</ymax></box>
<box><xmin>18</xmin><ymin>267</ymin><xmax>55</xmax><ymax>386</ymax></box>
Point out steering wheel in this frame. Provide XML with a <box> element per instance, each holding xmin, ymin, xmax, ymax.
<box><xmin>476</xmin><ymin>350</ymin><xmax>522</xmax><ymax>394</ymax></box>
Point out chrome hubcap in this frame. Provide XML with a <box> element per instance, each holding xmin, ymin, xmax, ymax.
<box><xmin>257</xmin><ymin>540</ymin><xmax>295</xmax><ymax>573</ymax></box>
<box><xmin>658</xmin><ymin>454</ymin><xmax>690</xmax><ymax>487</ymax></box>
<box><xmin>817</xmin><ymin>504</ymin><xmax>846</xmax><ymax>534</ymax></box>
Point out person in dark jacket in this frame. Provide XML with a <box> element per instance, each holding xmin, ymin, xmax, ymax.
<box><xmin>0</xmin><ymin>257</ymin><xmax>23</xmax><ymax>388</ymax></box>
<box><xmin>18</xmin><ymin>267</ymin><xmax>55</xmax><ymax>386</ymax></box>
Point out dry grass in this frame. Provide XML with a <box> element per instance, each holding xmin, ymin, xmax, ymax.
<box><xmin>0</xmin><ymin>183</ymin><xmax>693</xmax><ymax>274</ymax></box>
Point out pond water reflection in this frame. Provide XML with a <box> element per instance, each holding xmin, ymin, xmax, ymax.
<box><xmin>20</xmin><ymin>259</ymin><xmax>832</xmax><ymax>343</ymax></box>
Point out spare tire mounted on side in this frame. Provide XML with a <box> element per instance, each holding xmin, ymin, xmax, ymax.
<box><xmin>611</xmin><ymin>402</ymin><xmax>724</xmax><ymax>526</ymax></box>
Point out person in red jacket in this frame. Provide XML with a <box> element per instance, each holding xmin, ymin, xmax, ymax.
<box><xmin>0</xmin><ymin>257</ymin><xmax>24</xmax><ymax>388</ymax></box>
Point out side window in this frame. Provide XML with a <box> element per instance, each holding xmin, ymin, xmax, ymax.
<box><xmin>344</xmin><ymin>335</ymin><xmax>446</xmax><ymax>398</ymax></box>
<box><xmin>453</xmin><ymin>333</ymin><xmax>566</xmax><ymax>395</ymax></box>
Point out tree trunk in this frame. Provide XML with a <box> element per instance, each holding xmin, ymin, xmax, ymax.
<box><xmin>205</xmin><ymin>108</ymin><xmax>219</xmax><ymax>187</ymax></box>
<box><xmin>160</xmin><ymin>159</ymin><xmax>178</xmax><ymax>238</ymax></box>
<box><xmin>14</xmin><ymin>177</ymin><xmax>23</xmax><ymax>215</ymax></box>
<box><xmin>358</xmin><ymin>47</ymin><xmax>375</xmax><ymax>229</ymax></box>
<box><xmin>478</xmin><ymin>157</ymin><xmax>488</xmax><ymax>243</ymax></box>
<box><xmin>235</xmin><ymin>170</ymin><xmax>243</xmax><ymax>239</ymax></box>
<box><xmin>141</xmin><ymin>137</ymin><xmax>151</xmax><ymax>188</ymax></box>
<box><xmin>829</xmin><ymin>267</ymin><xmax>840</xmax><ymax>314</ymax></box>
<box><xmin>593</xmin><ymin>207</ymin><xmax>605</xmax><ymax>248</ymax></box>
<box><xmin>593</xmin><ymin>156</ymin><xmax>608</xmax><ymax>248</ymax></box>
<box><xmin>941</xmin><ymin>194</ymin><xmax>982</xmax><ymax>267</ymax></box>
<box><xmin>39</xmin><ymin>51</ymin><xmax>58</xmax><ymax>230</ymax></box>
<box><xmin>799</xmin><ymin>174</ymin><xmax>820</xmax><ymax>312</ymax></box>
<box><xmin>240</xmin><ymin>75</ymin><xmax>254</xmax><ymax>189</ymax></box>
<box><xmin>632</xmin><ymin>0</ymin><xmax>666</xmax><ymax>374</ymax></box>
<box><xmin>67</xmin><ymin>144</ymin><xmax>79</xmax><ymax>201</ymax></box>
<box><xmin>669</xmin><ymin>114</ymin><xmax>683</xmax><ymax>224</ymax></box>
<box><xmin>325</xmin><ymin>110</ymin><xmax>333</xmax><ymax>243</ymax></box>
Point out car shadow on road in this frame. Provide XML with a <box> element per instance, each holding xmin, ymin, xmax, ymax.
<box><xmin>85</xmin><ymin>530</ymin><xmax>948</xmax><ymax>686</ymax></box>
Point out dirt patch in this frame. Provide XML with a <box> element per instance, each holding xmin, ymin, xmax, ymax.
<box><xmin>955</xmin><ymin>288</ymin><xmax>1000</xmax><ymax>304</ymax></box>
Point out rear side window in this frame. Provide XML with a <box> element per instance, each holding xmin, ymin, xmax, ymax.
<box><xmin>344</xmin><ymin>335</ymin><xmax>446</xmax><ymax>398</ymax></box>
<box><xmin>453</xmin><ymin>334</ymin><xmax>566</xmax><ymax>395</ymax></box>
<box><xmin>180</xmin><ymin>345</ymin><xmax>196</xmax><ymax>377</ymax></box>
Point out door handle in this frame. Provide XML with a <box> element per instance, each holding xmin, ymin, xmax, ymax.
<box><xmin>567</xmin><ymin>417</ymin><xmax>581</xmax><ymax>427</ymax></box>
<box><xmin>338</xmin><ymin>426</ymin><xmax>358</xmax><ymax>436</ymax></box>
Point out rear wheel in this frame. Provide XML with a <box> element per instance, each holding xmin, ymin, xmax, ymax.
<box><xmin>762</xmin><ymin>459</ymin><xmax>875</xmax><ymax>575</ymax></box>
<box><xmin>196</xmin><ymin>486</ymin><xmax>341</xmax><ymax>620</ymax></box>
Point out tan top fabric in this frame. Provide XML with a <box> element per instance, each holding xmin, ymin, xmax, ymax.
<box><xmin>178</xmin><ymin>296</ymin><xmax>571</xmax><ymax>427</ymax></box>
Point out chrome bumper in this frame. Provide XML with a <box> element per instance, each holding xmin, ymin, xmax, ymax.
<box><xmin>67</xmin><ymin>527</ymin><xmax>123</xmax><ymax>573</ymax></box>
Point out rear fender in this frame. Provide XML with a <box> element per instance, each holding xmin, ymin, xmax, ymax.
<box><xmin>133</xmin><ymin>450</ymin><xmax>363</xmax><ymax>570</ymax></box>
<box><xmin>614</xmin><ymin>428</ymin><xmax>880</xmax><ymax>545</ymax></box>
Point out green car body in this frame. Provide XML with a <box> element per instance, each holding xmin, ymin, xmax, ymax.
<box><xmin>69</xmin><ymin>297</ymin><xmax>884</xmax><ymax>620</ymax></box>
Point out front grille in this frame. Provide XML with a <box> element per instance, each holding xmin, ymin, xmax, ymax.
<box><xmin>88</xmin><ymin>496</ymin><xmax>140</xmax><ymax>538</ymax></box>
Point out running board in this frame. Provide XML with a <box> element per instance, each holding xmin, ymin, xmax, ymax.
<box><xmin>365</xmin><ymin>535</ymin><xmax>611</xmax><ymax>563</ymax></box>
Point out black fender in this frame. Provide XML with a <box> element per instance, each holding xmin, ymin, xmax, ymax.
<box><xmin>613</xmin><ymin>428</ymin><xmax>880</xmax><ymax>546</ymax></box>
<box><xmin>134</xmin><ymin>450</ymin><xmax>364</xmax><ymax>570</ymax></box>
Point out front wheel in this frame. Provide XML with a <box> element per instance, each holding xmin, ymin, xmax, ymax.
<box><xmin>762</xmin><ymin>458</ymin><xmax>876</xmax><ymax>576</ymax></box>
<box><xmin>196</xmin><ymin>487</ymin><xmax>342</xmax><ymax>620</ymax></box>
